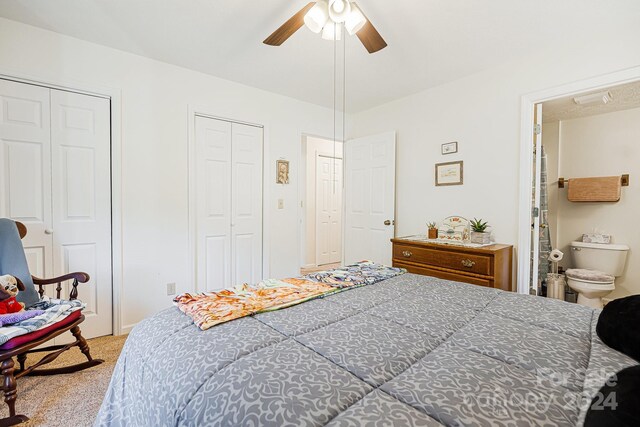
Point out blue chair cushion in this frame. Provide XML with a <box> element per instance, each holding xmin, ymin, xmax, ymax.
<box><xmin>0</xmin><ymin>219</ymin><xmax>40</xmax><ymax>308</ymax></box>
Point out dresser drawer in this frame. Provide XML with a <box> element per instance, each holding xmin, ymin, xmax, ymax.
<box><xmin>393</xmin><ymin>244</ymin><xmax>491</xmax><ymax>276</ymax></box>
<box><xmin>394</xmin><ymin>262</ymin><xmax>493</xmax><ymax>288</ymax></box>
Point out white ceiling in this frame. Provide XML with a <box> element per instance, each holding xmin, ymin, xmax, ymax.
<box><xmin>1</xmin><ymin>0</ymin><xmax>639</xmax><ymax>112</ymax></box>
<box><xmin>543</xmin><ymin>80</ymin><xmax>640</xmax><ymax>122</ymax></box>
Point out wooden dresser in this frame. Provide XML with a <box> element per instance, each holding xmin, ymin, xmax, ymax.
<box><xmin>391</xmin><ymin>238</ymin><xmax>513</xmax><ymax>291</ymax></box>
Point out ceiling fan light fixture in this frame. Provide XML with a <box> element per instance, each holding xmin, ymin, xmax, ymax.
<box><xmin>321</xmin><ymin>21</ymin><xmax>343</xmax><ymax>41</ymax></box>
<box><xmin>304</xmin><ymin>0</ymin><xmax>329</xmax><ymax>34</ymax></box>
<box><xmin>345</xmin><ymin>3</ymin><xmax>367</xmax><ymax>35</ymax></box>
<box><xmin>573</xmin><ymin>91</ymin><xmax>613</xmax><ymax>105</ymax></box>
<box><xmin>328</xmin><ymin>0</ymin><xmax>351</xmax><ymax>23</ymax></box>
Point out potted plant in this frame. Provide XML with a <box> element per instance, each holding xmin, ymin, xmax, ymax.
<box><xmin>427</xmin><ymin>222</ymin><xmax>438</xmax><ymax>239</ymax></box>
<box><xmin>469</xmin><ymin>218</ymin><xmax>491</xmax><ymax>244</ymax></box>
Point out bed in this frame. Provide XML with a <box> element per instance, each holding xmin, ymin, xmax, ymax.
<box><xmin>95</xmin><ymin>273</ymin><xmax>636</xmax><ymax>426</ymax></box>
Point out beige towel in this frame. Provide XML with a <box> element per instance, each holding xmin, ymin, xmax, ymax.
<box><xmin>567</xmin><ymin>176</ymin><xmax>621</xmax><ymax>202</ymax></box>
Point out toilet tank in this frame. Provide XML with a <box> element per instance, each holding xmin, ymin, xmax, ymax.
<box><xmin>570</xmin><ymin>241</ymin><xmax>629</xmax><ymax>276</ymax></box>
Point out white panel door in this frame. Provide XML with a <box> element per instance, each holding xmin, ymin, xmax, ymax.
<box><xmin>195</xmin><ymin>116</ymin><xmax>232</xmax><ymax>291</ymax></box>
<box><xmin>51</xmin><ymin>89</ymin><xmax>112</xmax><ymax>338</ymax></box>
<box><xmin>0</xmin><ymin>79</ymin><xmax>52</xmax><ymax>279</ymax></box>
<box><xmin>316</xmin><ymin>155</ymin><xmax>342</xmax><ymax>265</ymax></box>
<box><xmin>344</xmin><ymin>132</ymin><xmax>396</xmax><ymax>266</ymax></box>
<box><xmin>231</xmin><ymin>123</ymin><xmax>263</xmax><ymax>285</ymax></box>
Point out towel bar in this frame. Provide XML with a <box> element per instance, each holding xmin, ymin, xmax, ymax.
<box><xmin>558</xmin><ymin>174</ymin><xmax>629</xmax><ymax>189</ymax></box>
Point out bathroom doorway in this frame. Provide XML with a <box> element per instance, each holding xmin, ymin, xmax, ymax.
<box><xmin>522</xmin><ymin>78</ymin><xmax>640</xmax><ymax>303</ymax></box>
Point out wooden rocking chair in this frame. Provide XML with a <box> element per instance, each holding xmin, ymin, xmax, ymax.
<box><xmin>0</xmin><ymin>221</ymin><xmax>103</xmax><ymax>426</ymax></box>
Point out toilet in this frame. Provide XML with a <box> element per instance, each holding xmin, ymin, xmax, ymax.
<box><xmin>566</xmin><ymin>241</ymin><xmax>629</xmax><ymax>309</ymax></box>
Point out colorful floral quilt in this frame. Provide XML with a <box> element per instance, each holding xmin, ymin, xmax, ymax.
<box><xmin>304</xmin><ymin>261</ymin><xmax>407</xmax><ymax>288</ymax></box>
<box><xmin>174</xmin><ymin>261</ymin><xmax>405</xmax><ymax>330</ymax></box>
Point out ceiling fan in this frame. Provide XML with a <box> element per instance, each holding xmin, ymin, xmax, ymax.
<box><xmin>264</xmin><ymin>0</ymin><xmax>387</xmax><ymax>54</ymax></box>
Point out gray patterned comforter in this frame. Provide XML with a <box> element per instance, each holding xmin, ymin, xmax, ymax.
<box><xmin>95</xmin><ymin>274</ymin><xmax>637</xmax><ymax>426</ymax></box>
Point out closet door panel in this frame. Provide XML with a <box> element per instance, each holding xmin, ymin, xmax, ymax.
<box><xmin>4</xmin><ymin>142</ymin><xmax>46</xmax><ymax>220</ymax></box>
<box><xmin>0</xmin><ymin>79</ymin><xmax>53</xmax><ymax>278</ymax></box>
<box><xmin>231</xmin><ymin>123</ymin><xmax>263</xmax><ymax>285</ymax></box>
<box><xmin>195</xmin><ymin>116</ymin><xmax>232</xmax><ymax>291</ymax></box>
<box><xmin>51</xmin><ymin>89</ymin><xmax>112</xmax><ymax>338</ymax></box>
<box><xmin>205</xmin><ymin>236</ymin><xmax>227</xmax><ymax>290</ymax></box>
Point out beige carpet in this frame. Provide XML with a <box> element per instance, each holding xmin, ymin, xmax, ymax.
<box><xmin>0</xmin><ymin>334</ymin><xmax>127</xmax><ymax>427</ymax></box>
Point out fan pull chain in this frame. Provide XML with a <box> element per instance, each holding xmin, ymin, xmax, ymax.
<box><xmin>341</xmin><ymin>26</ymin><xmax>346</xmax><ymax>193</ymax></box>
<box><xmin>332</xmin><ymin>22</ymin><xmax>338</xmax><ymax>195</ymax></box>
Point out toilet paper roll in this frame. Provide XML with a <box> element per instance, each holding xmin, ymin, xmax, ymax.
<box><xmin>548</xmin><ymin>249</ymin><xmax>564</xmax><ymax>262</ymax></box>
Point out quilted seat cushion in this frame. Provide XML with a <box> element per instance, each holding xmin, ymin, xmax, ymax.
<box><xmin>0</xmin><ymin>310</ymin><xmax>81</xmax><ymax>350</ymax></box>
<box><xmin>566</xmin><ymin>268</ymin><xmax>614</xmax><ymax>283</ymax></box>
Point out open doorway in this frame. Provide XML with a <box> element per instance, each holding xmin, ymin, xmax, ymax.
<box><xmin>300</xmin><ymin>135</ymin><xmax>344</xmax><ymax>275</ymax></box>
<box><xmin>526</xmin><ymin>80</ymin><xmax>640</xmax><ymax>306</ymax></box>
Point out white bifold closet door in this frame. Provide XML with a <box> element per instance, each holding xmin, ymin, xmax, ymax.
<box><xmin>195</xmin><ymin>115</ymin><xmax>263</xmax><ymax>291</ymax></box>
<box><xmin>0</xmin><ymin>79</ymin><xmax>112</xmax><ymax>339</ymax></box>
<box><xmin>0</xmin><ymin>80</ymin><xmax>52</xmax><ymax>279</ymax></box>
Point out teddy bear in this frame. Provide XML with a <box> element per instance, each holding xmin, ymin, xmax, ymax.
<box><xmin>0</xmin><ymin>275</ymin><xmax>26</xmax><ymax>314</ymax></box>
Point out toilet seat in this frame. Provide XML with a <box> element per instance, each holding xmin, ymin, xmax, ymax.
<box><xmin>566</xmin><ymin>275</ymin><xmax>615</xmax><ymax>309</ymax></box>
<box><xmin>565</xmin><ymin>268</ymin><xmax>614</xmax><ymax>285</ymax></box>
<box><xmin>567</xmin><ymin>278</ymin><xmax>615</xmax><ymax>291</ymax></box>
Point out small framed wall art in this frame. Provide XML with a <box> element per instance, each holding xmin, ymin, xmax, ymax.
<box><xmin>276</xmin><ymin>159</ymin><xmax>290</xmax><ymax>184</ymax></box>
<box><xmin>441</xmin><ymin>141</ymin><xmax>458</xmax><ymax>155</ymax></box>
<box><xmin>435</xmin><ymin>161</ymin><xmax>463</xmax><ymax>186</ymax></box>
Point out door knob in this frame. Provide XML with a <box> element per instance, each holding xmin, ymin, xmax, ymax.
<box><xmin>44</xmin><ymin>229</ymin><xmax>54</xmax><ymax>235</ymax></box>
<box><xmin>384</xmin><ymin>220</ymin><xmax>391</xmax><ymax>226</ymax></box>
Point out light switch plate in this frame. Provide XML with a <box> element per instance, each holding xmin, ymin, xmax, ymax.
<box><xmin>278</xmin><ymin>199</ymin><xmax>284</xmax><ymax>209</ymax></box>
<box><xmin>166</xmin><ymin>282</ymin><xmax>176</xmax><ymax>295</ymax></box>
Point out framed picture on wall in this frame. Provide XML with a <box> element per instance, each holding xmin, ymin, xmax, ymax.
<box><xmin>435</xmin><ymin>161</ymin><xmax>463</xmax><ymax>186</ymax></box>
<box><xmin>276</xmin><ymin>159</ymin><xmax>290</xmax><ymax>184</ymax></box>
<box><xmin>441</xmin><ymin>141</ymin><xmax>458</xmax><ymax>155</ymax></box>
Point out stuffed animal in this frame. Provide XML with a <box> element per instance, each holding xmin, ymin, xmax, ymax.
<box><xmin>0</xmin><ymin>275</ymin><xmax>25</xmax><ymax>314</ymax></box>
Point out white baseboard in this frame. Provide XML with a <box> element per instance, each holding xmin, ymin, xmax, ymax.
<box><xmin>117</xmin><ymin>323</ymin><xmax>136</xmax><ymax>336</ymax></box>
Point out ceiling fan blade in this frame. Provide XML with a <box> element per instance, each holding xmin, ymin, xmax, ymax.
<box><xmin>264</xmin><ymin>2</ymin><xmax>315</xmax><ymax>46</ymax></box>
<box><xmin>356</xmin><ymin>15</ymin><xmax>387</xmax><ymax>53</ymax></box>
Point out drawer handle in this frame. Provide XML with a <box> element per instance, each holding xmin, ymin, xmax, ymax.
<box><xmin>402</xmin><ymin>251</ymin><xmax>412</xmax><ymax>258</ymax></box>
<box><xmin>461</xmin><ymin>259</ymin><xmax>475</xmax><ymax>268</ymax></box>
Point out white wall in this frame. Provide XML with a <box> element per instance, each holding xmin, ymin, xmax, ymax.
<box><xmin>352</xmin><ymin>27</ymin><xmax>640</xmax><ymax>279</ymax></box>
<box><xmin>0</xmin><ymin>17</ymin><xmax>336</xmax><ymax>332</ymax></box>
<box><xmin>3</xmin><ymin>15</ymin><xmax>640</xmax><ymax>330</ymax></box>
<box><xmin>555</xmin><ymin>108</ymin><xmax>640</xmax><ymax>299</ymax></box>
<box><xmin>301</xmin><ymin>136</ymin><xmax>343</xmax><ymax>267</ymax></box>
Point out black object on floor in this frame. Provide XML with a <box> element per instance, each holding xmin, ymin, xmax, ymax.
<box><xmin>584</xmin><ymin>365</ymin><xmax>640</xmax><ymax>427</ymax></box>
<box><xmin>596</xmin><ymin>295</ymin><xmax>640</xmax><ymax>362</ymax></box>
